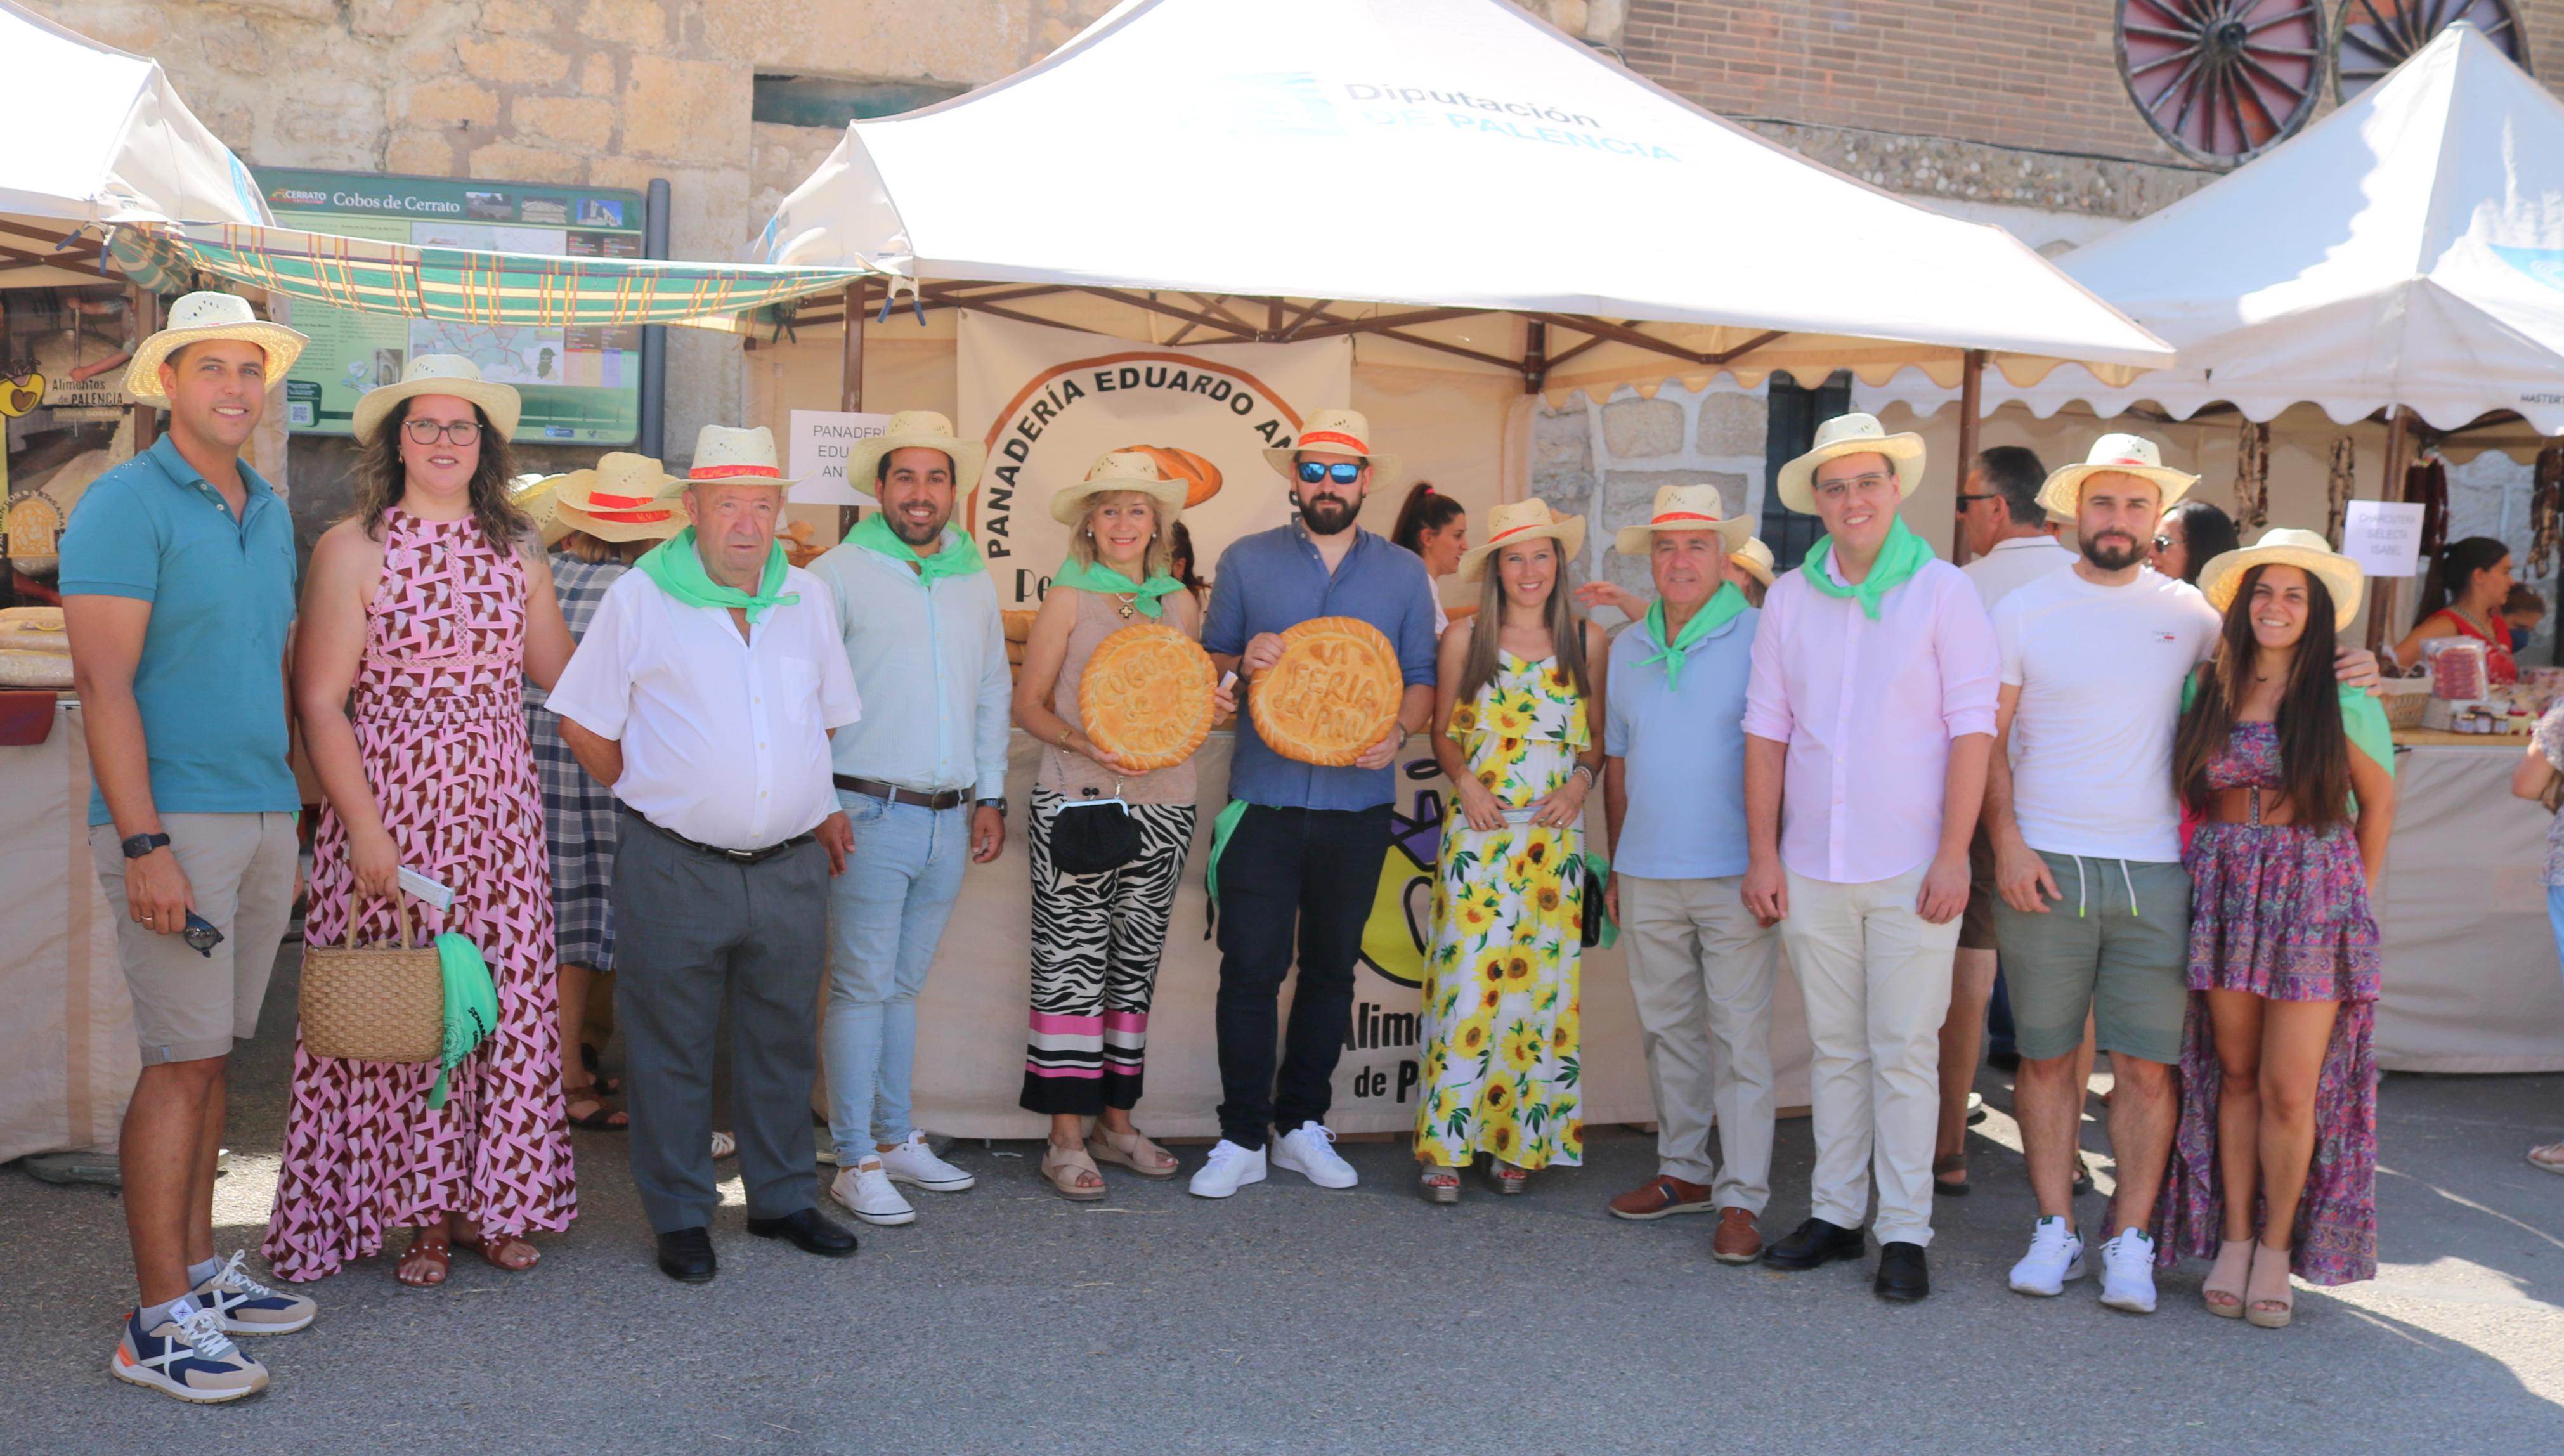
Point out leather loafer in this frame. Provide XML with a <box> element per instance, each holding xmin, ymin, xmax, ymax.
<box><xmin>1761</xmin><ymin>1217</ymin><xmax>1866</xmax><ymax>1271</ymax></box>
<box><xmin>746</xmin><ymin>1206</ymin><xmax>859</xmax><ymax>1258</ymax></box>
<box><xmin>1875</xmin><ymin>1241</ymin><xmax>1930</xmax><ymax>1302</ymax></box>
<box><xmin>657</xmin><ymin>1227</ymin><xmax>717</xmax><ymax>1284</ymax></box>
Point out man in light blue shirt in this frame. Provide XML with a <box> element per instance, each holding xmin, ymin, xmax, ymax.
<box><xmin>1589</xmin><ymin>486</ymin><xmax>1778</xmax><ymax>1263</ymax></box>
<box><xmin>802</xmin><ymin>410</ymin><xmax>1009</xmax><ymax>1225</ymax></box>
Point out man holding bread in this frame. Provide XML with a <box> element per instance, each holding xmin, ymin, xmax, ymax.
<box><xmin>1194</xmin><ymin>408</ymin><xmax>1439</xmax><ymax>1199</ymax></box>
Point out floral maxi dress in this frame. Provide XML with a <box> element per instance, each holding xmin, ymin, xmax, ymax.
<box><xmin>264</xmin><ymin>509</ymin><xmax>576</xmax><ymax>1281</ymax></box>
<box><xmin>1415</xmin><ymin>651</ymin><xmax>1586</xmax><ymax>1171</ymax></box>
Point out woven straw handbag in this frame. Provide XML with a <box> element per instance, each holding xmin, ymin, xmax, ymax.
<box><xmin>299</xmin><ymin>895</ymin><xmax>443</xmax><ymax>1063</ymax></box>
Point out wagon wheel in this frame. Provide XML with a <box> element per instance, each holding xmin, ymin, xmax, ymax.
<box><xmin>2334</xmin><ymin>0</ymin><xmax>2530</xmax><ymax>101</ymax></box>
<box><xmin>2116</xmin><ymin>0</ymin><xmax>2326</xmax><ymax>166</ymax></box>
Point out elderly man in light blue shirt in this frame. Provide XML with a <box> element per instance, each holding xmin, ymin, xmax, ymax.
<box><xmin>1582</xmin><ymin>485</ymin><xmax>1778</xmax><ymax>1265</ymax></box>
<box><xmin>803</xmin><ymin>410</ymin><xmax>1011</xmax><ymax>1226</ymax></box>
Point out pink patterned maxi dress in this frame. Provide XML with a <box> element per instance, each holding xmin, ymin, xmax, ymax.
<box><xmin>264</xmin><ymin>509</ymin><xmax>576</xmax><ymax>1281</ymax></box>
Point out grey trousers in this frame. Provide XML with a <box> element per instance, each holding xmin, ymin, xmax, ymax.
<box><xmin>612</xmin><ymin>816</ymin><xmax>831</xmax><ymax>1235</ymax></box>
<box><xmin>1619</xmin><ymin>874</ymin><xmax>1780</xmax><ymax>1212</ymax></box>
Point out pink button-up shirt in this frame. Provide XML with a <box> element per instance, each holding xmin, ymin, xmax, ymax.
<box><xmin>1743</xmin><ymin>556</ymin><xmax>1999</xmax><ymax>884</ymax></box>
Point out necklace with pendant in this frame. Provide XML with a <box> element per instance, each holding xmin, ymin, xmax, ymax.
<box><xmin>1114</xmin><ymin>592</ymin><xmax>1138</xmax><ymax>618</ymax></box>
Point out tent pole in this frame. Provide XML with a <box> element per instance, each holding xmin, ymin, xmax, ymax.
<box><xmin>1951</xmin><ymin>349</ymin><xmax>1984</xmax><ymax>564</ymax></box>
<box><xmin>129</xmin><ymin>285</ymin><xmax>159</xmax><ymax>453</ymax></box>
<box><xmin>839</xmin><ymin>278</ymin><xmax>867</xmax><ymax>537</ymax></box>
<box><xmin>2369</xmin><ymin>405</ymin><xmax>2414</xmax><ymax>654</ymax></box>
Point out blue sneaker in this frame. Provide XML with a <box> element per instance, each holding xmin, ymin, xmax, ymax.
<box><xmin>194</xmin><ymin>1251</ymin><xmax>316</xmax><ymax>1336</ymax></box>
<box><xmin>112</xmin><ymin>1302</ymin><xmax>270</xmax><ymax>1403</ymax></box>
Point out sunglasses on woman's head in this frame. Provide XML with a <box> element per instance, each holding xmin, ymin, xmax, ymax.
<box><xmin>1296</xmin><ymin>460</ymin><xmax>1362</xmax><ymax>485</ymax></box>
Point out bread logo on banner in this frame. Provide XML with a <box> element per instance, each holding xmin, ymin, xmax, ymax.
<box><xmin>1115</xmin><ymin>444</ymin><xmax>1223</xmax><ymax>508</ymax></box>
<box><xmin>0</xmin><ymin>373</ymin><xmax>45</xmax><ymax>417</ymax></box>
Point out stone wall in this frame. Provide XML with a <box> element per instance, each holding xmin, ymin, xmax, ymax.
<box><xmin>1530</xmin><ymin>384</ymin><xmax>1770</xmax><ymax>613</ymax></box>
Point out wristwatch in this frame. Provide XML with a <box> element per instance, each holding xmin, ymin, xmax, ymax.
<box><xmin>975</xmin><ymin>796</ymin><xmax>1008</xmax><ymax>818</ymax></box>
<box><xmin>120</xmin><ymin>831</ymin><xmax>171</xmax><ymax>859</ymax></box>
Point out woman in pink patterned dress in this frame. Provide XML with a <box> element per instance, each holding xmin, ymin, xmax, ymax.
<box><xmin>266</xmin><ymin>357</ymin><xmax>578</xmax><ymax>1286</ymax></box>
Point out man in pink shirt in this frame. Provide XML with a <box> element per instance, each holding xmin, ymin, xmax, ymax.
<box><xmin>1743</xmin><ymin>413</ymin><xmax>1999</xmax><ymax>1303</ymax></box>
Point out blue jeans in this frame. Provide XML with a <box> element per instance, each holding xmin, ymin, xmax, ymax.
<box><xmin>2548</xmin><ymin>886</ymin><xmax>2564</xmax><ymax>996</ymax></box>
<box><xmin>821</xmin><ymin>791</ymin><xmax>969</xmax><ymax>1160</ymax></box>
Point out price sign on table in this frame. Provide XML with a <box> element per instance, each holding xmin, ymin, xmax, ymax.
<box><xmin>2342</xmin><ymin>501</ymin><xmax>2427</xmax><ymax>577</ymax></box>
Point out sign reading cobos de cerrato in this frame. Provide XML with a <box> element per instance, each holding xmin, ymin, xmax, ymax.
<box><xmin>956</xmin><ymin>312</ymin><xmax>1353</xmax><ymax>608</ymax></box>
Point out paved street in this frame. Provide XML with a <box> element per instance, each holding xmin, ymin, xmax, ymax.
<box><xmin>8</xmin><ymin>946</ymin><xmax>2563</xmax><ymax>1454</ymax></box>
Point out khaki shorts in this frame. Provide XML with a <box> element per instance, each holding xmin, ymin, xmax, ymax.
<box><xmin>90</xmin><ymin>812</ymin><xmax>299</xmax><ymax>1065</ymax></box>
<box><xmin>1988</xmin><ymin>850</ymin><xmax>2191</xmax><ymax>1067</ymax></box>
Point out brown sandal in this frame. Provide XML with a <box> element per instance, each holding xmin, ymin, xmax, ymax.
<box><xmin>1041</xmin><ymin>1142</ymin><xmax>1108</xmax><ymax>1201</ymax></box>
<box><xmin>1086</xmin><ymin>1124</ymin><xmax>1178</xmax><ymax>1179</ymax></box>
<box><xmin>454</xmin><ymin>1229</ymin><xmax>540</xmax><ymax>1272</ymax></box>
<box><xmin>396</xmin><ymin>1230</ymin><xmax>452</xmax><ymax>1287</ymax></box>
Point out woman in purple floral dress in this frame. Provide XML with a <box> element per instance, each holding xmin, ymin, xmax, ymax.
<box><xmin>2158</xmin><ymin>530</ymin><xmax>2395</xmax><ymax>1329</ymax></box>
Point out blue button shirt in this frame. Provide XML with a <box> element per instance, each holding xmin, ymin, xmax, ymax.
<box><xmin>56</xmin><ymin>434</ymin><xmax>299</xmax><ymax>825</ymax></box>
<box><xmin>1603</xmin><ymin>604</ymin><xmax>1757</xmax><ymax>879</ymax></box>
<box><xmin>1202</xmin><ymin>523</ymin><xmax>1438</xmax><ymax>810</ymax></box>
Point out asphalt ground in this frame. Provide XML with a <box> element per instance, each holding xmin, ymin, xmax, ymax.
<box><xmin>7</xmin><ymin>944</ymin><xmax>2562</xmax><ymax>1455</ymax></box>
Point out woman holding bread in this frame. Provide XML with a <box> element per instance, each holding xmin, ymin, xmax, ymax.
<box><xmin>1012</xmin><ymin>452</ymin><xmax>1232</xmax><ymax>1199</ymax></box>
<box><xmin>1415</xmin><ymin>500</ymin><xmax>1608</xmax><ymax>1201</ymax></box>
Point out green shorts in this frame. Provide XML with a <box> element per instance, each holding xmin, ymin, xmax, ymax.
<box><xmin>1988</xmin><ymin>850</ymin><xmax>2191</xmax><ymax>1067</ymax></box>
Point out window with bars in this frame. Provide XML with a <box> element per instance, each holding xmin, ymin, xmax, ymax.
<box><xmin>1758</xmin><ymin>370</ymin><xmax>1852</xmax><ymax>571</ymax></box>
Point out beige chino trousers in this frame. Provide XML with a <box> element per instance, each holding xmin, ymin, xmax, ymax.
<box><xmin>1618</xmin><ymin>873</ymin><xmax>1778</xmax><ymax>1212</ymax></box>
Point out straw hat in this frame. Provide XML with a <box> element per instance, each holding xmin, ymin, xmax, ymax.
<box><xmin>1262</xmin><ymin>407</ymin><xmax>1402</xmax><ymax>493</ymax></box>
<box><xmin>1457</xmin><ymin>498</ymin><xmax>1585</xmax><ymax>583</ymax></box>
<box><xmin>1050</xmin><ymin>450</ymin><xmax>1190</xmax><ymax>525</ymax></box>
<box><xmin>1773</xmin><ymin>412</ymin><xmax>1926</xmax><ymax>516</ymax></box>
<box><xmin>509</xmin><ymin>472</ymin><xmax>572</xmax><ymax>546</ymax></box>
<box><xmin>845</xmin><ymin>410</ymin><xmax>987</xmax><ymax>496</ymax></box>
<box><xmin>1733</xmin><ymin>537</ymin><xmax>1776</xmax><ymax>586</ymax></box>
<box><xmin>122</xmin><ymin>291</ymin><xmax>309</xmax><ymax>407</ymax></box>
<box><xmin>683</xmin><ymin>425</ymin><xmax>802</xmax><ymax>488</ymax></box>
<box><xmin>552</xmin><ymin>453</ymin><xmax>689</xmax><ymax>542</ymax></box>
<box><xmin>1613</xmin><ymin>483</ymin><xmax>1752</xmax><ymax>556</ymax></box>
<box><xmin>2197</xmin><ymin>527</ymin><xmax>2366</xmax><ymax>630</ymax></box>
<box><xmin>2034</xmin><ymin>432</ymin><xmax>2197</xmax><ymax>518</ymax></box>
<box><xmin>351</xmin><ymin>354</ymin><xmax>523</xmax><ymax>445</ymax></box>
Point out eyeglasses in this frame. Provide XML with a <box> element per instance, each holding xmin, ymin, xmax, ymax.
<box><xmin>1953</xmin><ymin>492</ymin><xmax>2001</xmax><ymax>507</ymax></box>
<box><xmin>403</xmin><ymin>418</ymin><xmax>483</xmax><ymax>446</ymax></box>
<box><xmin>1812</xmin><ymin>473</ymin><xmax>1896</xmax><ymax>501</ymax></box>
<box><xmin>1296</xmin><ymin>460</ymin><xmax>1363</xmax><ymax>485</ymax></box>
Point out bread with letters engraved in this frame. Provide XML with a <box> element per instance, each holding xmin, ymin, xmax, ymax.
<box><xmin>1248</xmin><ymin>616</ymin><xmax>1402</xmax><ymax>767</ymax></box>
<box><xmin>1078</xmin><ymin>621</ymin><xmax>1216</xmax><ymax>773</ymax></box>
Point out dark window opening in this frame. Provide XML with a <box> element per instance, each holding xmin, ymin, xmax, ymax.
<box><xmin>1758</xmin><ymin>369</ymin><xmax>1852</xmax><ymax>572</ymax></box>
<box><xmin>752</xmin><ymin>75</ymin><xmax>968</xmax><ymax>129</ymax></box>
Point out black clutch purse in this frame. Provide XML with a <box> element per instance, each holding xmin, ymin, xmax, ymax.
<box><xmin>1048</xmin><ymin>788</ymin><xmax>1142</xmax><ymax>876</ymax></box>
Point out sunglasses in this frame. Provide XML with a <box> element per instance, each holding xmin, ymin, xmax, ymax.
<box><xmin>2153</xmin><ymin>535</ymin><xmax>2175</xmax><ymax>551</ymax></box>
<box><xmin>1296</xmin><ymin>460</ymin><xmax>1363</xmax><ymax>485</ymax></box>
<box><xmin>403</xmin><ymin>418</ymin><xmax>483</xmax><ymax>446</ymax></box>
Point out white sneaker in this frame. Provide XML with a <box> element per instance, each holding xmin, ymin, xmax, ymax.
<box><xmin>193</xmin><ymin>1251</ymin><xmax>316</xmax><ymax>1336</ymax></box>
<box><xmin>1268</xmin><ymin>1121</ymin><xmax>1358</xmax><ymax>1189</ymax></box>
<box><xmin>877</xmin><ymin>1131</ymin><xmax>976</xmax><ymax>1192</ymax></box>
<box><xmin>830</xmin><ymin>1157</ymin><xmax>916</xmax><ymax>1226</ymax></box>
<box><xmin>2098</xmin><ymin>1228</ymin><xmax>2159</xmax><ymax>1314</ymax></box>
<box><xmin>2007</xmin><ymin>1216</ymin><xmax>2086</xmax><ymax>1297</ymax></box>
<box><xmin>1187</xmin><ymin>1140</ymin><xmax>1268</xmax><ymax>1199</ymax></box>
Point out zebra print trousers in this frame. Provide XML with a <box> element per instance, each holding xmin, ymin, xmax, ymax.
<box><xmin>1021</xmin><ymin>790</ymin><xmax>1199</xmax><ymax>1115</ymax></box>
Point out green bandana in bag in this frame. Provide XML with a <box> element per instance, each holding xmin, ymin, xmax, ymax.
<box><xmin>850</xmin><ymin>512</ymin><xmax>987</xmax><ymax>582</ymax></box>
<box><xmin>1639</xmin><ymin>582</ymin><xmax>1748</xmax><ymax>689</ymax></box>
<box><xmin>635</xmin><ymin>527</ymin><xmax>801</xmax><ymax>624</ymax></box>
<box><xmin>1051</xmin><ymin>556</ymin><xmax>1184</xmax><ymax>618</ymax></box>
<box><xmin>428</xmin><ymin>934</ymin><xmax>498</xmax><ymax>1110</ymax></box>
<box><xmin>1802</xmin><ymin>516</ymin><xmax>1934</xmax><ymax>620</ymax></box>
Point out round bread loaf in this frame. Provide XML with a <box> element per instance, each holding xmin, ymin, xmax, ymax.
<box><xmin>1078</xmin><ymin>621</ymin><xmax>1216</xmax><ymax>773</ymax></box>
<box><xmin>1248</xmin><ymin>616</ymin><xmax>1402</xmax><ymax>767</ymax></box>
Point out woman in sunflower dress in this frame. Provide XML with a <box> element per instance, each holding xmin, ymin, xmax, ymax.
<box><xmin>1415</xmin><ymin>502</ymin><xmax>1608</xmax><ymax>1201</ymax></box>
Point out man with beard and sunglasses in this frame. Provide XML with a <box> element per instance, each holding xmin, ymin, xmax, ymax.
<box><xmin>1192</xmin><ymin>409</ymin><xmax>1439</xmax><ymax>1199</ymax></box>
<box><xmin>1982</xmin><ymin>436</ymin><xmax>2377</xmax><ymax>1315</ymax></box>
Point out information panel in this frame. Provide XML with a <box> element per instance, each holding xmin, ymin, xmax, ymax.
<box><xmin>254</xmin><ymin>167</ymin><xmax>645</xmax><ymax>443</ymax></box>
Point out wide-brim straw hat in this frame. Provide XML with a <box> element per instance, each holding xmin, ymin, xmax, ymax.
<box><xmin>123</xmin><ymin>291</ymin><xmax>309</xmax><ymax>407</ymax></box>
<box><xmin>553</xmin><ymin>452</ymin><xmax>688</xmax><ymax>543</ymax></box>
<box><xmin>509</xmin><ymin>472</ymin><xmax>573</xmax><ymax>546</ymax></box>
<box><xmin>2197</xmin><ymin>526</ymin><xmax>2366</xmax><ymax>630</ymax></box>
<box><xmin>1458</xmin><ymin>498</ymin><xmax>1585</xmax><ymax>583</ymax></box>
<box><xmin>683</xmin><ymin>424</ymin><xmax>804</xmax><ymax>489</ymax></box>
<box><xmin>1613</xmin><ymin>483</ymin><xmax>1752</xmax><ymax>556</ymax></box>
<box><xmin>1733</xmin><ymin>537</ymin><xmax>1776</xmax><ymax>586</ymax></box>
<box><xmin>1263</xmin><ymin>407</ymin><xmax>1402</xmax><ymax>493</ymax></box>
<box><xmin>845</xmin><ymin>409</ymin><xmax>987</xmax><ymax>495</ymax></box>
<box><xmin>1773</xmin><ymin>412</ymin><xmax>1925</xmax><ymax>516</ymax></box>
<box><xmin>351</xmin><ymin>354</ymin><xmax>523</xmax><ymax>445</ymax></box>
<box><xmin>2035</xmin><ymin>432</ymin><xmax>2198</xmax><ymax>518</ymax></box>
<box><xmin>1050</xmin><ymin>450</ymin><xmax>1190</xmax><ymax>525</ymax></box>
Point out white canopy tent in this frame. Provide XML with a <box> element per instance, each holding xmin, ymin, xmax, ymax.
<box><xmin>748</xmin><ymin>0</ymin><xmax>2170</xmax><ymax>406</ymax></box>
<box><xmin>1861</xmin><ymin>23</ymin><xmax>2564</xmax><ymax>438</ymax></box>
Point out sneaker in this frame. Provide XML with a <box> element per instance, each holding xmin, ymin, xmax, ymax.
<box><xmin>111</xmin><ymin>1301</ymin><xmax>268</xmax><ymax>1404</ymax></box>
<box><xmin>193</xmin><ymin>1251</ymin><xmax>316</xmax><ymax>1336</ymax></box>
<box><xmin>876</xmin><ymin>1131</ymin><xmax>975</xmax><ymax>1192</ymax></box>
<box><xmin>2007</xmin><ymin>1216</ymin><xmax>2086</xmax><ymax>1297</ymax></box>
<box><xmin>830</xmin><ymin>1157</ymin><xmax>916</xmax><ymax>1226</ymax></box>
<box><xmin>1268</xmin><ymin>1121</ymin><xmax>1358</xmax><ymax>1189</ymax></box>
<box><xmin>1187</xmin><ymin>1140</ymin><xmax>1268</xmax><ymax>1199</ymax></box>
<box><xmin>2098</xmin><ymin>1228</ymin><xmax>2159</xmax><ymax>1314</ymax></box>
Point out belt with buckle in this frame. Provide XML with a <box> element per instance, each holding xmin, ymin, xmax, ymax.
<box><xmin>637</xmin><ymin>814</ymin><xmax>815</xmax><ymax>865</ymax></box>
<box><xmin>833</xmin><ymin>775</ymin><xmax>970</xmax><ymax>811</ymax></box>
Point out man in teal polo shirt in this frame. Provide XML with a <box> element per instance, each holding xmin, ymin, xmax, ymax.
<box><xmin>60</xmin><ymin>293</ymin><xmax>313</xmax><ymax>1404</ymax></box>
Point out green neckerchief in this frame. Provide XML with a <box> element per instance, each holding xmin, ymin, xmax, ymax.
<box><xmin>429</xmin><ymin>933</ymin><xmax>497</xmax><ymax>1111</ymax></box>
<box><xmin>1640</xmin><ymin>582</ymin><xmax>1748</xmax><ymax>689</ymax></box>
<box><xmin>850</xmin><ymin>511</ymin><xmax>986</xmax><ymax>582</ymax></box>
<box><xmin>1203</xmin><ymin>798</ymin><xmax>1252</xmax><ymax>938</ymax></box>
<box><xmin>1052</xmin><ymin>555</ymin><xmax>1183</xmax><ymax>618</ymax></box>
<box><xmin>635</xmin><ymin>527</ymin><xmax>800</xmax><ymax>624</ymax></box>
<box><xmin>1802</xmin><ymin>516</ymin><xmax>1934</xmax><ymax>620</ymax></box>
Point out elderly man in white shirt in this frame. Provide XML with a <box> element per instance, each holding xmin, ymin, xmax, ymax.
<box><xmin>549</xmin><ymin>425</ymin><xmax>863</xmax><ymax>1285</ymax></box>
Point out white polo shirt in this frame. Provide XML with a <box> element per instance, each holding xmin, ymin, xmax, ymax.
<box><xmin>547</xmin><ymin>565</ymin><xmax>862</xmax><ymax>852</ymax></box>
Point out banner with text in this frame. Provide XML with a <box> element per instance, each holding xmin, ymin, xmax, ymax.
<box><xmin>957</xmin><ymin>311</ymin><xmax>1352</xmax><ymax>607</ymax></box>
